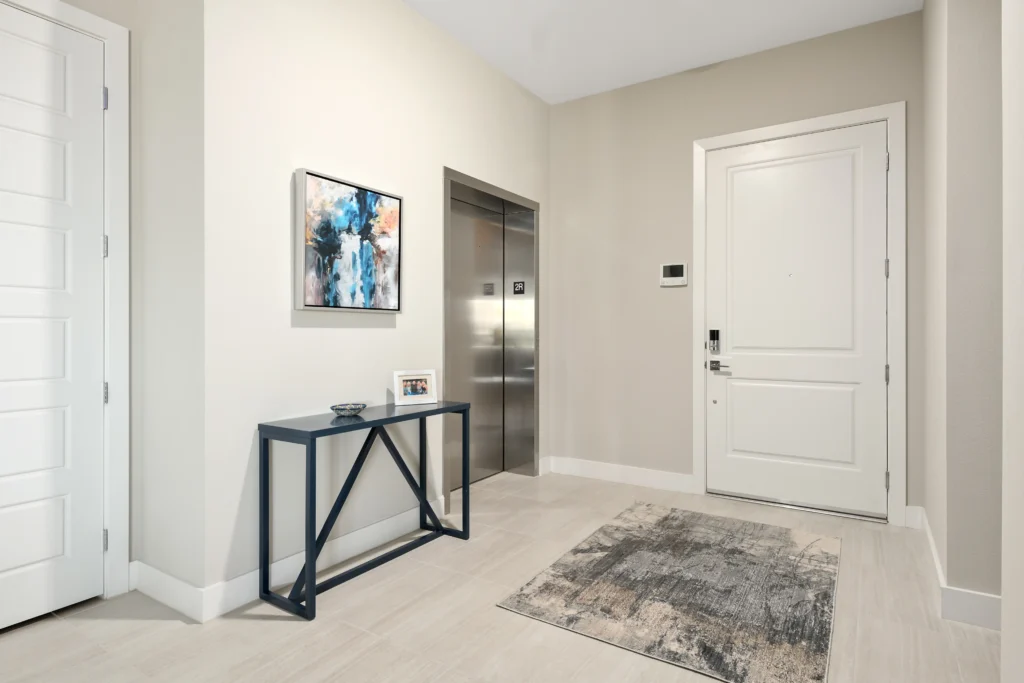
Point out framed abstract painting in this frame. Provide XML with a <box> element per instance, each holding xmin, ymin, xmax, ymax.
<box><xmin>294</xmin><ymin>169</ymin><xmax>402</xmax><ymax>312</ymax></box>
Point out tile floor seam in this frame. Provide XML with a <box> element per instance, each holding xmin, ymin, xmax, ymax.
<box><xmin>413</xmin><ymin>533</ymin><xmax>542</xmax><ymax>573</ymax></box>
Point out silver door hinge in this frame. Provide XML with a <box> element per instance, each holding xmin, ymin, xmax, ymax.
<box><xmin>103</xmin><ymin>235</ymin><xmax>109</xmax><ymax>258</ymax></box>
<box><xmin>885</xmin><ymin>471</ymin><xmax>890</xmax><ymax>491</ymax></box>
<box><xmin>103</xmin><ymin>382</ymin><xmax>109</xmax><ymax>403</ymax></box>
<box><xmin>885</xmin><ymin>258</ymin><xmax>890</xmax><ymax>278</ymax></box>
<box><xmin>886</xmin><ymin>153</ymin><xmax>890</xmax><ymax>171</ymax></box>
<box><xmin>103</xmin><ymin>529</ymin><xmax>109</xmax><ymax>551</ymax></box>
<box><xmin>885</xmin><ymin>365</ymin><xmax>890</xmax><ymax>384</ymax></box>
<box><xmin>103</xmin><ymin>86</ymin><xmax>108</xmax><ymax>110</ymax></box>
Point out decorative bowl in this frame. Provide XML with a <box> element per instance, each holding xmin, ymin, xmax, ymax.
<box><xmin>331</xmin><ymin>402</ymin><xmax>367</xmax><ymax>417</ymax></box>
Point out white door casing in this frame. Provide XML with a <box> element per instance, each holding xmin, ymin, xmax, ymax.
<box><xmin>702</xmin><ymin>119</ymin><xmax>892</xmax><ymax>519</ymax></box>
<box><xmin>0</xmin><ymin>2</ymin><xmax>106</xmax><ymax>628</ymax></box>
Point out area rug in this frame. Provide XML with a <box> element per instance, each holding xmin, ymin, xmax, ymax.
<box><xmin>498</xmin><ymin>503</ymin><xmax>840</xmax><ymax>683</ymax></box>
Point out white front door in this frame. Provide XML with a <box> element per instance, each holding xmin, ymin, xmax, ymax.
<box><xmin>0</xmin><ymin>3</ymin><xmax>106</xmax><ymax>628</ymax></box>
<box><xmin>704</xmin><ymin>121</ymin><xmax>889</xmax><ymax>518</ymax></box>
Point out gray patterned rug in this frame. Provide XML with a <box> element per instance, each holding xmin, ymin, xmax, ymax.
<box><xmin>499</xmin><ymin>503</ymin><xmax>840</xmax><ymax>683</ymax></box>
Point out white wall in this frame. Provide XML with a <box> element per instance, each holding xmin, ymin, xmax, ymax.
<box><xmin>923</xmin><ymin>0</ymin><xmax>1003</xmax><ymax>598</ymax></box>
<box><xmin>62</xmin><ymin>0</ymin><xmax>207</xmax><ymax>588</ymax></box>
<box><xmin>201</xmin><ymin>0</ymin><xmax>548</xmax><ymax>585</ymax></box>
<box><xmin>1002</xmin><ymin>0</ymin><xmax>1023</xmax><ymax>672</ymax></box>
<box><xmin>923</xmin><ymin>0</ymin><xmax>949</xmax><ymax>577</ymax></box>
<box><xmin>944</xmin><ymin>0</ymin><xmax>1002</xmax><ymax>596</ymax></box>
<box><xmin>547</xmin><ymin>15</ymin><xmax>926</xmax><ymax>493</ymax></box>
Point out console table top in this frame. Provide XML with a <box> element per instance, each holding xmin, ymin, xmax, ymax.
<box><xmin>258</xmin><ymin>401</ymin><xmax>470</xmax><ymax>441</ymax></box>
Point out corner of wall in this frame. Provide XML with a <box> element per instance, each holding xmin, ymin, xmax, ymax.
<box><xmin>1003</xmin><ymin>0</ymin><xmax>1024</xmax><ymax>670</ymax></box>
<box><xmin>130</xmin><ymin>0</ymin><xmax>208</xmax><ymax>588</ymax></box>
<box><xmin>921</xmin><ymin>0</ymin><xmax>949</xmax><ymax>580</ymax></box>
<box><xmin>938</xmin><ymin>0</ymin><xmax>1003</xmax><ymax>598</ymax></box>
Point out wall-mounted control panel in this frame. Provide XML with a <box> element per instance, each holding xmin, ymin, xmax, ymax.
<box><xmin>660</xmin><ymin>263</ymin><xmax>687</xmax><ymax>287</ymax></box>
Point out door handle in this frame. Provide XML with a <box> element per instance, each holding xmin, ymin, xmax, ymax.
<box><xmin>709</xmin><ymin>358</ymin><xmax>732</xmax><ymax>372</ymax></box>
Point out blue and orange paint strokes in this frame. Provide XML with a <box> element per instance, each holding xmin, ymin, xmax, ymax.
<box><xmin>304</xmin><ymin>174</ymin><xmax>401</xmax><ymax>311</ymax></box>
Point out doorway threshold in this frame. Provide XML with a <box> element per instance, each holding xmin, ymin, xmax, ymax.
<box><xmin>706</xmin><ymin>490</ymin><xmax>888</xmax><ymax>524</ymax></box>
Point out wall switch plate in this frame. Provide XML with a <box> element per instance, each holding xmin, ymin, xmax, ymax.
<box><xmin>660</xmin><ymin>263</ymin><xmax>687</xmax><ymax>287</ymax></box>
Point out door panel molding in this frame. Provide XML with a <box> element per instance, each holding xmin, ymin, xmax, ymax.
<box><xmin>693</xmin><ymin>102</ymin><xmax>908</xmax><ymax>526</ymax></box>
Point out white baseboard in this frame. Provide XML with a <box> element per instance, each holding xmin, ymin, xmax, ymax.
<box><xmin>545</xmin><ymin>456</ymin><xmax>702</xmax><ymax>494</ymax></box>
<box><xmin>130</xmin><ymin>560</ymin><xmax>205</xmax><ymax>622</ymax></box>
<box><xmin>130</xmin><ymin>498</ymin><xmax>443</xmax><ymax>623</ymax></box>
<box><xmin>538</xmin><ymin>456</ymin><xmax>552</xmax><ymax>475</ymax></box>
<box><xmin>904</xmin><ymin>505</ymin><xmax>924</xmax><ymax>530</ymax></box>
<box><xmin>942</xmin><ymin>585</ymin><xmax>1001</xmax><ymax>631</ymax></box>
<box><xmin>920</xmin><ymin>506</ymin><xmax>1001</xmax><ymax>630</ymax></box>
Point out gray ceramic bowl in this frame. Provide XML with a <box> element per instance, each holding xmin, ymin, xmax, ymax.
<box><xmin>331</xmin><ymin>402</ymin><xmax>367</xmax><ymax>417</ymax></box>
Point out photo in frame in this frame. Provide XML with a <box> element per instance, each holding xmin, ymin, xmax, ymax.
<box><xmin>294</xmin><ymin>169</ymin><xmax>402</xmax><ymax>312</ymax></box>
<box><xmin>393</xmin><ymin>369</ymin><xmax>437</xmax><ymax>406</ymax></box>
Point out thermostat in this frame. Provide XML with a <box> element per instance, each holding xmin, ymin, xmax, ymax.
<box><xmin>660</xmin><ymin>263</ymin><xmax>687</xmax><ymax>287</ymax></box>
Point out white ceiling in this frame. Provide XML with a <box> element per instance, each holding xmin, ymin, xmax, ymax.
<box><xmin>403</xmin><ymin>0</ymin><xmax>923</xmax><ymax>104</ymax></box>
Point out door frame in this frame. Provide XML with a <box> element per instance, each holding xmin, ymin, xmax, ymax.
<box><xmin>692</xmin><ymin>102</ymin><xmax>908</xmax><ymax>526</ymax></box>
<box><xmin>2</xmin><ymin>0</ymin><xmax>131</xmax><ymax>594</ymax></box>
<box><xmin>441</xmin><ymin>168</ymin><xmax>541</xmax><ymax>513</ymax></box>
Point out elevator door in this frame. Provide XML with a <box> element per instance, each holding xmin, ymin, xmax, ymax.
<box><xmin>445</xmin><ymin>182</ymin><xmax>536</xmax><ymax>490</ymax></box>
<box><xmin>502</xmin><ymin>207</ymin><xmax>536</xmax><ymax>475</ymax></box>
<box><xmin>445</xmin><ymin>196</ymin><xmax>505</xmax><ymax>486</ymax></box>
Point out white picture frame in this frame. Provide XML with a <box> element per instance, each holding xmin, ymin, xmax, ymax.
<box><xmin>393</xmin><ymin>369</ymin><xmax>438</xmax><ymax>406</ymax></box>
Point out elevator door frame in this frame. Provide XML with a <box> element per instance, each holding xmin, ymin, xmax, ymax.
<box><xmin>442</xmin><ymin>168</ymin><xmax>540</xmax><ymax>513</ymax></box>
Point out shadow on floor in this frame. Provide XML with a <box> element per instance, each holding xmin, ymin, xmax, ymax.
<box><xmin>63</xmin><ymin>591</ymin><xmax>197</xmax><ymax>625</ymax></box>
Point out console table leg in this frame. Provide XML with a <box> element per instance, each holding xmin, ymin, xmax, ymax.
<box><xmin>419</xmin><ymin>417</ymin><xmax>428</xmax><ymax>530</ymax></box>
<box><xmin>259</xmin><ymin>437</ymin><xmax>270</xmax><ymax>597</ymax></box>
<box><xmin>462</xmin><ymin>408</ymin><xmax>470</xmax><ymax>540</ymax></box>
<box><xmin>304</xmin><ymin>439</ymin><xmax>317</xmax><ymax>620</ymax></box>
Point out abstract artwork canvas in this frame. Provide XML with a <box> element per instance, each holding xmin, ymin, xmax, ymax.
<box><xmin>295</xmin><ymin>169</ymin><xmax>401</xmax><ymax>312</ymax></box>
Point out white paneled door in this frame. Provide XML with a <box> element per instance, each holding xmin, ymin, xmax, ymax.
<box><xmin>705</xmin><ymin>122</ymin><xmax>889</xmax><ymax>518</ymax></box>
<box><xmin>0</xmin><ymin>4</ymin><xmax>105</xmax><ymax>628</ymax></box>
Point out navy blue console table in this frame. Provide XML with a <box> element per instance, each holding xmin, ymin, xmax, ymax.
<box><xmin>257</xmin><ymin>401</ymin><xmax>470</xmax><ymax>620</ymax></box>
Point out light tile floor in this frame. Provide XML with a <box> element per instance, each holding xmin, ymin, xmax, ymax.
<box><xmin>0</xmin><ymin>473</ymin><xmax>1001</xmax><ymax>682</ymax></box>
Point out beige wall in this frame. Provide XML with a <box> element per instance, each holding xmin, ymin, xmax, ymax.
<box><xmin>1002</xmin><ymin>0</ymin><xmax>1023</xmax><ymax>671</ymax></box>
<box><xmin>944</xmin><ymin>0</ymin><xmax>1002</xmax><ymax>596</ymax></box>
<box><xmin>201</xmin><ymin>0</ymin><xmax>548</xmax><ymax>584</ymax></box>
<box><xmin>62</xmin><ymin>0</ymin><xmax>207</xmax><ymax>588</ymax></box>
<box><xmin>923</xmin><ymin>0</ymin><xmax>950</xmax><ymax>579</ymax></box>
<box><xmin>922</xmin><ymin>0</ymin><xmax>1003</xmax><ymax>598</ymax></box>
<box><xmin>548</xmin><ymin>15</ymin><xmax>926</xmax><ymax>496</ymax></box>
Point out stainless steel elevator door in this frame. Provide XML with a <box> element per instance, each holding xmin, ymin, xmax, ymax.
<box><xmin>444</xmin><ymin>199</ymin><xmax>505</xmax><ymax>488</ymax></box>
<box><xmin>503</xmin><ymin>208</ymin><xmax>535</xmax><ymax>475</ymax></box>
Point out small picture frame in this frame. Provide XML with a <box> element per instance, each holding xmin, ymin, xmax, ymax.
<box><xmin>393</xmin><ymin>369</ymin><xmax>438</xmax><ymax>406</ymax></box>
